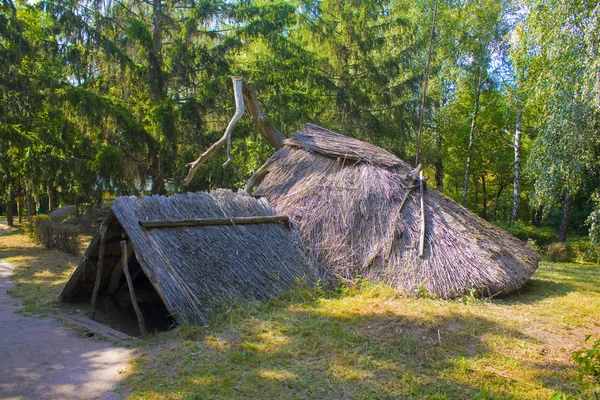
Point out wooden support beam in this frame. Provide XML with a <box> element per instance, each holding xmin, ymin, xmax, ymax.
<box><xmin>139</xmin><ymin>215</ymin><xmax>289</xmax><ymax>229</ymax></box>
<box><xmin>419</xmin><ymin>170</ymin><xmax>426</xmax><ymax>258</ymax></box>
<box><xmin>121</xmin><ymin>240</ymin><xmax>147</xmax><ymax>338</ymax></box>
<box><xmin>90</xmin><ymin>222</ymin><xmax>108</xmax><ymax>320</ymax></box>
<box><xmin>108</xmin><ymin>238</ymin><xmax>133</xmax><ymax>295</ymax></box>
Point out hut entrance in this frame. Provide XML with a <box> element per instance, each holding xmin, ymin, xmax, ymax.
<box><xmin>61</xmin><ymin>213</ymin><xmax>176</xmax><ymax>337</ymax></box>
<box><xmin>89</xmin><ymin>250</ymin><xmax>176</xmax><ymax>337</ymax></box>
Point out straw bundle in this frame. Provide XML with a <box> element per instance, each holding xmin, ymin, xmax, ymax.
<box><xmin>249</xmin><ymin>124</ymin><xmax>540</xmax><ymax>298</ymax></box>
<box><xmin>61</xmin><ymin>189</ymin><xmax>314</xmax><ymax>325</ymax></box>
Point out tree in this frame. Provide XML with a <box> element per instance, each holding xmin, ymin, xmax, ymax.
<box><xmin>513</xmin><ymin>0</ymin><xmax>600</xmax><ymax>241</ymax></box>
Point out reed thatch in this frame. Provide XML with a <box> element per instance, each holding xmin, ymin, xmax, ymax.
<box><xmin>248</xmin><ymin>124</ymin><xmax>540</xmax><ymax>298</ymax></box>
<box><xmin>61</xmin><ymin>189</ymin><xmax>314</xmax><ymax>325</ymax></box>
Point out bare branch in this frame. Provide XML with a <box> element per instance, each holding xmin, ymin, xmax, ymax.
<box><xmin>182</xmin><ymin>78</ymin><xmax>286</xmax><ymax>185</ymax></box>
<box><xmin>241</xmin><ymin>82</ymin><xmax>285</xmax><ymax>149</ymax></box>
<box><xmin>182</xmin><ymin>77</ymin><xmax>244</xmax><ymax>185</ymax></box>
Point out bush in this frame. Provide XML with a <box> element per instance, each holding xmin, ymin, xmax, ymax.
<box><xmin>498</xmin><ymin>221</ymin><xmax>558</xmax><ymax>246</ymax></box>
<box><xmin>568</xmin><ymin>238</ymin><xmax>600</xmax><ymax>263</ymax></box>
<box><xmin>572</xmin><ymin>336</ymin><xmax>600</xmax><ymax>384</ymax></box>
<box><xmin>25</xmin><ymin>215</ymin><xmax>80</xmax><ymax>255</ymax></box>
<box><xmin>546</xmin><ymin>242</ymin><xmax>573</xmax><ymax>262</ymax></box>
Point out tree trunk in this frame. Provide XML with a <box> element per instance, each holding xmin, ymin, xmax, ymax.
<box><xmin>96</xmin><ymin>181</ymin><xmax>104</xmax><ymax>210</ymax></box>
<box><xmin>481</xmin><ymin>175</ymin><xmax>487</xmax><ymax>220</ymax></box>
<box><xmin>462</xmin><ymin>74</ymin><xmax>482</xmax><ymax>207</ymax></box>
<box><xmin>149</xmin><ymin>146</ymin><xmax>165</xmax><ymax>195</ymax></box>
<box><xmin>434</xmin><ymin>130</ymin><xmax>443</xmax><ymax>190</ymax></box>
<box><xmin>48</xmin><ymin>186</ymin><xmax>58</xmax><ymax>212</ymax></box>
<box><xmin>511</xmin><ymin>112</ymin><xmax>522</xmax><ymax>223</ymax></box>
<box><xmin>415</xmin><ymin>0</ymin><xmax>439</xmax><ymax>167</ymax></box>
<box><xmin>26</xmin><ymin>191</ymin><xmax>36</xmax><ymax>218</ymax></box>
<box><xmin>558</xmin><ymin>191</ymin><xmax>572</xmax><ymax>242</ymax></box>
<box><xmin>17</xmin><ymin>197</ymin><xmax>23</xmax><ymax>223</ymax></box>
<box><xmin>491</xmin><ymin>180</ymin><xmax>506</xmax><ymax>220</ymax></box>
<box><xmin>5</xmin><ymin>200</ymin><xmax>14</xmax><ymax>226</ymax></box>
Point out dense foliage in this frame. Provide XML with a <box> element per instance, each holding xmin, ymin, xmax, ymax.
<box><xmin>0</xmin><ymin>0</ymin><xmax>598</xmax><ymax>242</ymax></box>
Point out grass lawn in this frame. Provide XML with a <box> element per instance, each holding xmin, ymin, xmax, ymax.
<box><xmin>1</xmin><ymin>230</ymin><xmax>599</xmax><ymax>399</ymax></box>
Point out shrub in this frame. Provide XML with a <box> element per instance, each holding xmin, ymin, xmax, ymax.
<box><xmin>568</xmin><ymin>239</ymin><xmax>600</xmax><ymax>263</ymax></box>
<box><xmin>572</xmin><ymin>336</ymin><xmax>600</xmax><ymax>384</ymax></box>
<box><xmin>546</xmin><ymin>242</ymin><xmax>573</xmax><ymax>262</ymax></box>
<box><xmin>25</xmin><ymin>215</ymin><xmax>80</xmax><ymax>255</ymax></box>
<box><xmin>498</xmin><ymin>221</ymin><xmax>558</xmax><ymax>246</ymax></box>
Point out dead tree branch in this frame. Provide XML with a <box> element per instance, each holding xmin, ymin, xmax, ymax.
<box><xmin>182</xmin><ymin>77</ymin><xmax>244</xmax><ymax>185</ymax></box>
<box><xmin>183</xmin><ymin>78</ymin><xmax>285</xmax><ymax>185</ymax></box>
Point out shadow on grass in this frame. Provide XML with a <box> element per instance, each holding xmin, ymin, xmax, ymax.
<box><xmin>125</xmin><ymin>304</ymin><xmax>580</xmax><ymax>399</ymax></box>
<box><xmin>496</xmin><ymin>278</ymin><xmax>575</xmax><ymax>305</ymax></box>
<box><xmin>0</xmin><ymin>227</ymin><xmax>24</xmax><ymax>237</ymax></box>
<box><xmin>496</xmin><ymin>262</ymin><xmax>600</xmax><ymax>305</ymax></box>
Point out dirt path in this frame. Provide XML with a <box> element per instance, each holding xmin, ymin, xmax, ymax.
<box><xmin>0</xmin><ymin>260</ymin><xmax>134</xmax><ymax>400</ymax></box>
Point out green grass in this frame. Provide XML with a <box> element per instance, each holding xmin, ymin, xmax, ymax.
<box><xmin>1</xmin><ymin>231</ymin><xmax>599</xmax><ymax>398</ymax></box>
<box><xmin>0</xmin><ymin>229</ymin><xmax>79</xmax><ymax>315</ymax></box>
<box><xmin>124</xmin><ymin>263</ymin><xmax>600</xmax><ymax>399</ymax></box>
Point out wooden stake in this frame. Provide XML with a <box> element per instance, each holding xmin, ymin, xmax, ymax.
<box><xmin>121</xmin><ymin>240</ymin><xmax>147</xmax><ymax>338</ymax></box>
<box><xmin>90</xmin><ymin>222</ymin><xmax>108</xmax><ymax>320</ymax></box>
<box><xmin>419</xmin><ymin>170</ymin><xmax>426</xmax><ymax>258</ymax></box>
<box><xmin>139</xmin><ymin>215</ymin><xmax>289</xmax><ymax>229</ymax></box>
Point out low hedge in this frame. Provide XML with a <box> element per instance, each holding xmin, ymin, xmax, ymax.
<box><xmin>25</xmin><ymin>215</ymin><xmax>80</xmax><ymax>255</ymax></box>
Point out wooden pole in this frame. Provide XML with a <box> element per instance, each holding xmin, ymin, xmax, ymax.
<box><xmin>419</xmin><ymin>170</ymin><xmax>426</xmax><ymax>258</ymax></box>
<box><xmin>139</xmin><ymin>215</ymin><xmax>289</xmax><ymax>229</ymax></box>
<box><xmin>90</xmin><ymin>222</ymin><xmax>108</xmax><ymax>320</ymax></box>
<box><xmin>108</xmin><ymin>237</ymin><xmax>133</xmax><ymax>295</ymax></box>
<box><xmin>121</xmin><ymin>240</ymin><xmax>147</xmax><ymax>338</ymax></box>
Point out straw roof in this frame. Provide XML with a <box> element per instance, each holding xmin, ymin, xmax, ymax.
<box><xmin>61</xmin><ymin>190</ymin><xmax>314</xmax><ymax>325</ymax></box>
<box><xmin>248</xmin><ymin>124</ymin><xmax>540</xmax><ymax>298</ymax></box>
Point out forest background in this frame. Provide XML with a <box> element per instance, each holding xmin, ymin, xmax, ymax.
<box><xmin>1</xmin><ymin>0</ymin><xmax>599</xmax><ymax>245</ymax></box>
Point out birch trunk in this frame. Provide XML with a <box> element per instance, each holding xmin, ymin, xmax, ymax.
<box><xmin>511</xmin><ymin>113</ymin><xmax>522</xmax><ymax>223</ymax></box>
<box><xmin>461</xmin><ymin>74</ymin><xmax>482</xmax><ymax>207</ymax></box>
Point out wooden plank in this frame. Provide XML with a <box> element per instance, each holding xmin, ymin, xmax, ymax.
<box><xmin>90</xmin><ymin>222</ymin><xmax>108</xmax><ymax>320</ymax></box>
<box><xmin>419</xmin><ymin>170</ymin><xmax>426</xmax><ymax>258</ymax></box>
<box><xmin>139</xmin><ymin>215</ymin><xmax>289</xmax><ymax>228</ymax></box>
<box><xmin>121</xmin><ymin>240</ymin><xmax>147</xmax><ymax>338</ymax></box>
<box><xmin>60</xmin><ymin>312</ymin><xmax>136</xmax><ymax>343</ymax></box>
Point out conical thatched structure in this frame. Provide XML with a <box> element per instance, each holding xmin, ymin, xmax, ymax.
<box><xmin>61</xmin><ymin>190</ymin><xmax>314</xmax><ymax>326</ymax></box>
<box><xmin>247</xmin><ymin>124</ymin><xmax>540</xmax><ymax>298</ymax></box>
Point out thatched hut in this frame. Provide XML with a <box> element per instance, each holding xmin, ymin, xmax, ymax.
<box><xmin>61</xmin><ymin>189</ymin><xmax>314</xmax><ymax>330</ymax></box>
<box><xmin>247</xmin><ymin>124</ymin><xmax>540</xmax><ymax>298</ymax></box>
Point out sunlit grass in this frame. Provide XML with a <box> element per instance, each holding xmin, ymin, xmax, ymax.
<box><xmin>0</xmin><ymin>230</ymin><xmax>79</xmax><ymax>314</ymax></box>
<box><xmin>2</xmin><ymin>231</ymin><xmax>598</xmax><ymax>398</ymax></box>
<box><xmin>123</xmin><ymin>261</ymin><xmax>600</xmax><ymax>399</ymax></box>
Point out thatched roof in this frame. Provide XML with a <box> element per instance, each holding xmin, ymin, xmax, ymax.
<box><xmin>61</xmin><ymin>190</ymin><xmax>314</xmax><ymax>325</ymax></box>
<box><xmin>248</xmin><ymin>124</ymin><xmax>540</xmax><ymax>298</ymax></box>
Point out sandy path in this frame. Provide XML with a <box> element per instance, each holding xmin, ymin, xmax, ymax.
<box><xmin>0</xmin><ymin>260</ymin><xmax>134</xmax><ymax>400</ymax></box>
